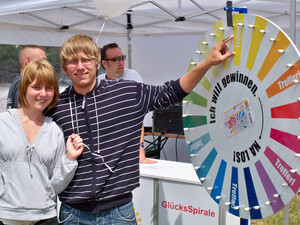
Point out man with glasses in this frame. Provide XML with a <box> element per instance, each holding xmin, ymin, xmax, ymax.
<box><xmin>46</xmin><ymin>33</ymin><xmax>234</xmax><ymax>224</ymax></box>
<box><xmin>98</xmin><ymin>43</ymin><xmax>142</xmax><ymax>82</ymax></box>
<box><xmin>98</xmin><ymin>42</ymin><xmax>156</xmax><ymax>164</ymax></box>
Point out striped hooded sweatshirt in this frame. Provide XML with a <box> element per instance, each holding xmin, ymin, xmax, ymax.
<box><xmin>46</xmin><ymin>78</ymin><xmax>187</xmax><ymax>213</ymax></box>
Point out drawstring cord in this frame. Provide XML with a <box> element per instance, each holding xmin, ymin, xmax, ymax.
<box><xmin>69</xmin><ymin>92</ymin><xmax>80</xmax><ymax>134</ymax></box>
<box><xmin>82</xmin><ymin>143</ymin><xmax>113</xmax><ymax>173</ymax></box>
<box><xmin>27</xmin><ymin>146</ymin><xmax>34</xmax><ymax>178</ymax></box>
<box><xmin>69</xmin><ymin>88</ymin><xmax>114</xmax><ymax>173</ymax></box>
<box><xmin>93</xmin><ymin>92</ymin><xmax>100</xmax><ymax>154</ymax></box>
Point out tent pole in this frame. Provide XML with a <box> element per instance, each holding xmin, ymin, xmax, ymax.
<box><xmin>127</xmin><ymin>11</ymin><xmax>133</xmax><ymax>69</ymax></box>
<box><xmin>289</xmin><ymin>0</ymin><xmax>296</xmax><ymax>42</ymax></box>
<box><xmin>283</xmin><ymin>203</ymin><xmax>289</xmax><ymax>225</ymax></box>
<box><xmin>127</xmin><ymin>29</ymin><xmax>132</xmax><ymax>69</ymax></box>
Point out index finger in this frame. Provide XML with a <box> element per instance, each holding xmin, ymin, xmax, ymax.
<box><xmin>222</xmin><ymin>35</ymin><xmax>234</xmax><ymax>44</ymax></box>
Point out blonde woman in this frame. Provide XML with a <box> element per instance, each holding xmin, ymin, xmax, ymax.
<box><xmin>0</xmin><ymin>59</ymin><xmax>83</xmax><ymax>225</ymax></box>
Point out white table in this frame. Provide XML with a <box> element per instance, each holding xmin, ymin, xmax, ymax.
<box><xmin>133</xmin><ymin>159</ymin><xmax>244</xmax><ymax>225</ymax></box>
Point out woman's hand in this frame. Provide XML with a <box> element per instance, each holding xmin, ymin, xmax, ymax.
<box><xmin>66</xmin><ymin>133</ymin><xmax>84</xmax><ymax>161</ymax></box>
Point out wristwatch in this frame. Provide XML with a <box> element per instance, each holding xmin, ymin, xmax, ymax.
<box><xmin>140</xmin><ymin>142</ymin><xmax>144</xmax><ymax>148</ymax></box>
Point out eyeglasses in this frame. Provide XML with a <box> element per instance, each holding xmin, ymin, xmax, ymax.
<box><xmin>105</xmin><ymin>55</ymin><xmax>126</xmax><ymax>63</ymax></box>
<box><xmin>67</xmin><ymin>58</ymin><xmax>94</xmax><ymax>67</ymax></box>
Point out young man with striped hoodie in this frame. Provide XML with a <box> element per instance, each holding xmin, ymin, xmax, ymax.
<box><xmin>46</xmin><ymin>33</ymin><xmax>234</xmax><ymax>224</ymax></box>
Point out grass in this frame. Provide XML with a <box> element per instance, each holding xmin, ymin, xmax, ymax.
<box><xmin>251</xmin><ymin>193</ymin><xmax>300</xmax><ymax>225</ymax></box>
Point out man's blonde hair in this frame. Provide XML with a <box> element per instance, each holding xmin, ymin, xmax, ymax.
<box><xmin>60</xmin><ymin>34</ymin><xmax>101</xmax><ymax>74</ymax></box>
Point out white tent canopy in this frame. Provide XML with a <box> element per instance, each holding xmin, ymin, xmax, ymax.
<box><xmin>0</xmin><ymin>0</ymin><xmax>299</xmax><ymax>89</ymax></box>
<box><xmin>0</xmin><ymin>0</ymin><xmax>298</xmax><ymax>45</ymax></box>
<box><xmin>0</xmin><ymin>0</ymin><xmax>299</xmax><ymax>162</ymax></box>
<box><xmin>0</xmin><ymin>0</ymin><xmax>298</xmax><ymax>81</ymax></box>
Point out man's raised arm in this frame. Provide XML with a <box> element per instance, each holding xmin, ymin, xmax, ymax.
<box><xmin>180</xmin><ymin>35</ymin><xmax>235</xmax><ymax>93</ymax></box>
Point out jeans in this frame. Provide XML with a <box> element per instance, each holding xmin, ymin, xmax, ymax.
<box><xmin>59</xmin><ymin>201</ymin><xmax>137</xmax><ymax>225</ymax></box>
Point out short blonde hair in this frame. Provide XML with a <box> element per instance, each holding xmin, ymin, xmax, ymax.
<box><xmin>18</xmin><ymin>59</ymin><xmax>59</xmax><ymax>109</ymax></box>
<box><xmin>19</xmin><ymin>45</ymin><xmax>45</xmax><ymax>71</ymax></box>
<box><xmin>60</xmin><ymin>34</ymin><xmax>101</xmax><ymax>74</ymax></box>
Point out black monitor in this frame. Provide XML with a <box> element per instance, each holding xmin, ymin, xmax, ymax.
<box><xmin>152</xmin><ymin>104</ymin><xmax>184</xmax><ymax>135</ymax></box>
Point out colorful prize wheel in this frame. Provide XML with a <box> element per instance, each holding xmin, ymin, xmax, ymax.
<box><xmin>183</xmin><ymin>13</ymin><xmax>300</xmax><ymax>220</ymax></box>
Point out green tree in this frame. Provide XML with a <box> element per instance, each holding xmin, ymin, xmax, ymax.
<box><xmin>0</xmin><ymin>45</ymin><xmax>19</xmax><ymax>83</ymax></box>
